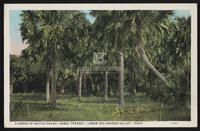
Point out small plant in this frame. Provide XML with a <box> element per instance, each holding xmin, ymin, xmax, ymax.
<box><xmin>10</xmin><ymin>99</ymin><xmax>31</xmax><ymax>120</ymax></box>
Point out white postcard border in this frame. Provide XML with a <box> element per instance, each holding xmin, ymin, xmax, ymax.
<box><xmin>4</xmin><ymin>3</ymin><xmax>198</xmax><ymax>128</ymax></box>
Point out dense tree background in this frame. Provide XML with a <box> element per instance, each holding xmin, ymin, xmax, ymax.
<box><xmin>10</xmin><ymin>10</ymin><xmax>191</xmax><ymax>110</ymax></box>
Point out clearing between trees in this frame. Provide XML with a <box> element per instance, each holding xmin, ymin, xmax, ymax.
<box><xmin>10</xmin><ymin>93</ymin><xmax>190</xmax><ymax>121</ymax></box>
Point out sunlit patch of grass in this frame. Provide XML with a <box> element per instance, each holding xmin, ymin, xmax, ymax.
<box><xmin>10</xmin><ymin>93</ymin><xmax>190</xmax><ymax>121</ymax></box>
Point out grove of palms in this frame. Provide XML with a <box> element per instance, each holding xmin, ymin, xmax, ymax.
<box><xmin>10</xmin><ymin>10</ymin><xmax>191</xmax><ymax>121</ymax></box>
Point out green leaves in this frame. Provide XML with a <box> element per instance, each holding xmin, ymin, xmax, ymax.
<box><xmin>18</xmin><ymin>10</ymin><xmax>190</xmax><ymax>107</ymax></box>
<box><xmin>20</xmin><ymin>11</ymin><xmax>91</xmax><ymax>67</ymax></box>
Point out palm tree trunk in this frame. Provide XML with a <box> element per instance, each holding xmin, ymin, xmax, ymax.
<box><xmin>129</xmin><ymin>70</ymin><xmax>136</xmax><ymax>98</ymax></box>
<box><xmin>118</xmin><ymin>48</ymin><xmax>125</xmax><ymax>106</ymax></box>
<box><xmin>46</xmin><ymin>66</ymin><xmax>50</xmax><ymax>102</ymax></box>
<box><xmin>60</xmin><ymin>84</ymin><xmax>65</xmax><ymax>94</ymax></box>
<box><xmin>132</xmin><ymin>69</ymin><xmax>137</xmax><ymax>96</ymax></box>
<box><xmin>50</xmin><ymin>61</ymin><xmax>56</xmax><ymax>108</ymax></box>
<box><xmin>136</xmin><ymin>45</ymin><xmax>169</xmax><ymax>86</ymax></box>
<box><xmin>135</xmin><ymin>17</ymin><xmax>169</xmax><ymax>87</ymax></box>
<box><xmin>89</xmin><ymin>76</ymin><xmax>95</xmax><ymax>96</ymax></box>
<box><xmin>78</xmin><ymin>72</ymin><xmax>83</xmax><ymax>99</ymax></box>
<box><xmin>83</xmin><ymin>73</ymin><xmax>87</xmax><ymax>96</ymax></box>
<box><xmin>104</xmin><ymin>71</ymin><xmax>108</xmax><ymax>101</ymax></box>
<box><xmin>97</xmin><ymin>82</ymin><xmax>100</xmax><ymax>96</ymax></box>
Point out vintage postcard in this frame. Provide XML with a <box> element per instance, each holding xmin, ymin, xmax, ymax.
<box><xmin>4</xmin><ymin>4</ymin><xmax>197</xmax><ymax>127</ymax></box>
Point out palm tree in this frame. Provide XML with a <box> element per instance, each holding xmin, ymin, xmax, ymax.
<box><xmin>91</xmin><ymin>11</ymin><xmax>130</xmax><ymax>106</ymax></box>
<box><xmin>133</xmin><ymin>11</ymin><xmax>173</xmax><ymax>87</ymax></box>
<box><xmin>91</xmin><ymin>10</ymin><xmax>173</xmax><ymax>106</ymax></box>
<box><xmin>20</xmin><ymin>10</ymin><xmax>91</xmax><ymax>108</ymax></box>
<box><xmin>158</xmin><ymin>16</ymin><xmax>191</xmax><ymax>107</ymax></box>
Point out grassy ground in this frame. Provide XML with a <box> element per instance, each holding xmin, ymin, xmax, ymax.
<box><xmin>10</xmin><ymin>93</ymin><xmax>190</xmax><ymax>121</ymax></box>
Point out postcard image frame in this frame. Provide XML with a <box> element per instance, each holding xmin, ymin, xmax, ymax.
<box><xmin>4</xmin><ymin>3</ymin><xmax>197</xmax><ymax>128</ymax></box>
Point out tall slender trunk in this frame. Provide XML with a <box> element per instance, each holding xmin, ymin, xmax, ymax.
<box><xmin>50</xmin><ymin>58</ymin><xmax>56</xmax><ymax>108</ymax></box>
<box><xmin>129</xmin><ymin>70</ymin><xmax>136</xmax><ymax>98</ymax></box>
<box><xmin>78</xmin><ymin>72</ymin><xmax>83</xmax><ymax>99</ymax></box>
<box><xmin>104</xmin><ymin>71</ymin><xmax>108</xmax><ymax>101</ymax></box>
<box><xmin>60</xmin><ymin>84</ymin><xmax>65</xmax><ymax>94</ymax></box>
<box><xmin>89</xmin><ymin>76</ymin><xmax>95</xmax><ymax>96</ymax></box>
<box><xmin>133</xmin><ymin>69</ymin><xmax>137</xmax><ymax>96</ymax></box>
<box><xmin>46</xmin><ymin>66</ymin><xmax>50</xmax><ymax>102</ymax></box>
<box><xmin>118</xmin><ymin>48</ymin><xmax>125</xmax><ymax>106</ymax></box>
<box><xmin>97</xmin><ymin>83</ymin><xmax>100</xmax><ymax>96</ymax></box>
<box><xmin>83</xmin><ymin>73</ymin><xmax>87</xmax><ymax>96</ymax></box>
<box><xmin>135</xmin><ymin>16</ymin><xmax>169</xmax><ymax>87</ymax></box>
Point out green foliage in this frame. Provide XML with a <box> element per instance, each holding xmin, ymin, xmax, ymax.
<box><xmin>11</xmin><ymin>10</ymin><xmax>191</xmax><ymax>120</ymax></box>
<box><xmin>149</xmin><ymin>16</ymin><xmax>191</xmax><ymax>107</ymax></box>
<box><xmin>20</xmin><ymin>11</ymin><xmax>91</xmax><ymax>65</ymax></box>
<box><xmin>10</xmin><ymin>93</ymin><xmax>190</xmax><ymax>121</ymax></box>
<box><xmin>10</xmin><ymin>55</ymin><xmax>46</xmax><ymax>93</ymax></box>
<box><xmin>10</xmin><ymin>55</ymin><xmax>28</xmax><ymax>84</ymax></box>
<box><xmin>10</xmin><ymin>99</ymin><xmax>31</xmax><ymax>120</ymax></box>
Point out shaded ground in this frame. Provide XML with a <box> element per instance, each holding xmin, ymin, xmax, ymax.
<box><xmin>10</xmin><ymin>93</ymin><xmax>190</xmax><ymax>121</ymax></box>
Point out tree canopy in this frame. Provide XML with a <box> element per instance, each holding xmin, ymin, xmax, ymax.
<box><xmin>10</xmin><ymin>10</ymin><xmax>191</xmax><ymax>109</ymax></box>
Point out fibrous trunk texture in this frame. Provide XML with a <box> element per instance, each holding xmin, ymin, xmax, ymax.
<box><xmin>78</xmin><ymin>72</ymin><xmax>83</xmax><ymax>99</ymax></box>
<box><xmin>46</xmin><ymin>66</ymin><xmax>50</xmax><ymax>102</ymax></box>
<box><xmin>104</xmin><ymin>71</ymin><xmax>108</xmax><ymax>101</ymax></box>
<box><xmin>118</xmin><ymin>48</ymin><xmax>125</xmax><ymax>107</ymax></box>
<box><xmin>50</xmin><ymin>59</ymin><xmax>56</xmax><ymax>108</ymax></box>
<box><xmin>135</xmin><ymin>16</ymin><xmax>169</xmax><ymax>87</ymax></box>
